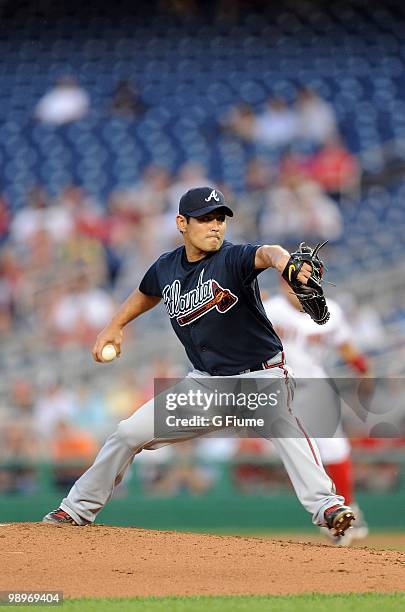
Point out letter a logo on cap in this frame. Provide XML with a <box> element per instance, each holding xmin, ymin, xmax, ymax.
<box><xmin>204</xmin><ymin>189</ymin><xmax>220</xmax><ymax>202</ymax></box>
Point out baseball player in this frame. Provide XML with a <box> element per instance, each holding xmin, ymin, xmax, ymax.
<box><xmin>264</xmin><ymin>280</ymin><xmax>369</xmax><ymax>544</ymax></box>
<box><xmin>43</xmin><ymin>187</ymin><xmax>354</xmax><ymax>538</ymax></box>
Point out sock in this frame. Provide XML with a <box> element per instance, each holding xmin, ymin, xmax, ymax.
<box><xmin>325</xmin><ymin>458</ymin><xmax>353</xmax><ymax>505</ymax></box>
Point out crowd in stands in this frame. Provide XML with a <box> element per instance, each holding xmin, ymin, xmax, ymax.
<box><xmin>1</xmin><ymin>81</ymin><xmax>354</xmax><ymax>343</ymax></box>
<box><xmin>34</xmin><ymin>76</ymin><xmax>148</xmax><ymax>125</ymax></box>
<box><xmin>0</xmin><ymin>93</ymin><xmax>352</xmax><ymax>348</ymax></box>
<box><xmin>0</xmin><ymin>68</ymin><xmax>402</xmax><ymax>495</ymax></box>
<box><xmin>0</xmin><ymin>142</ymin><xmax>400</xmax><ymax>496</ymax></box>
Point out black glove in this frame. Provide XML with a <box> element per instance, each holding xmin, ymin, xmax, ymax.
<box><xmin>282</xmin><ymin>241</ymin><xmax>330</xmax><ymax>325</ymax></box>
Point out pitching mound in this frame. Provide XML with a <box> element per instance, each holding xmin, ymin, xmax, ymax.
<box><xmin>1</xmin><ymin>523</ymin><xmax>404</xmax><ymax>597</ymax></box>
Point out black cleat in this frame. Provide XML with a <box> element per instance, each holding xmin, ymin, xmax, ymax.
<box><xmin>42</xmin><ymin>508</ymin><xmax>85</xmax><ymax>526</ymax></box>
<box><xmin>324</xmin><ymin>505</ymin><xmax>355</xmax><ymax>537</ymax></box>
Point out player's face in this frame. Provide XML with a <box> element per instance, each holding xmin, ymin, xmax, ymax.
<box><xmin>180</xmin><ymin>211</ymin><xmax>227</xmax><ymax>253</ymax></box>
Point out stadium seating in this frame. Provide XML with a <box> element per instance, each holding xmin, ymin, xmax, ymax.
<box><xmin>0</xmin><ymin>0</ymin><xmax>404</xmax><ymax>279</ymax></box>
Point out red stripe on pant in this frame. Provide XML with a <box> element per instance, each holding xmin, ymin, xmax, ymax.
<box><xmin>278</xmin><ymin>354</ymin><xmax>320</xmax><ymax>467</ymax></box>
<box><xmin>294</xmin><ymin>417</ymin><xmax>320</xmax><ymax>466</ymax></box>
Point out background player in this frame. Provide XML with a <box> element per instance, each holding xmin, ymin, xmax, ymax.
<box><xmin>264</xmin><ymin>279</ymin><xmax>370</xmax><ymax>544</ymax></box>
<box><xmin>43</xmin><ymin>186</ymin><xmax>354</xmax><ymax>539</ymax></box>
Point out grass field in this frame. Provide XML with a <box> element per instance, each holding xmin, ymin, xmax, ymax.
<box><xmin>7</xmin><ymin>593</ymin><xmax>405</xmax><ymax>611</ymax></box>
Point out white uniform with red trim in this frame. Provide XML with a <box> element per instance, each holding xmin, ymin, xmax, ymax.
<box><xmin>263</xmin><ymin>295</ymin><xmax>351</xmax><ymax>464</ymax></box>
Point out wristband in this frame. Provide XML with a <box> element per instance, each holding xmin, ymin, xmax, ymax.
<box><xmin>348</xmin><ymin>354</ymin><xmax>368</xmax><ymax>374</ymax></box>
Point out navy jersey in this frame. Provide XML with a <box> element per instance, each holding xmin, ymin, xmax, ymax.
<box><xmin>139</xmin><ymin>240</ymin><xmax>283</xmax><ymax>375</ymax></box>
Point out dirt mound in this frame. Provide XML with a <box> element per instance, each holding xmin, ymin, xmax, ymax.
<box><xmin>0</xmin><ymin>523</ymin><xmax>404</xmax><ymax>598</ymax></box>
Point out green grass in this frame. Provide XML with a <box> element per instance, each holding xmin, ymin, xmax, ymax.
<box><xmin>6</xmin><ymin>593</ymin><xmax>405</xmax><ymax>612</ymax></box>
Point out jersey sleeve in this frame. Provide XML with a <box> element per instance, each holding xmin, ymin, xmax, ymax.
<box><xmin>226</xmin><ymin>243</ymin><xmax>262</xmax><ymax>284</ymax></box>
<box><xmin>139</xmin><ymin>261</ymin><xmax>162</xmax><ymax>297</ymax></box>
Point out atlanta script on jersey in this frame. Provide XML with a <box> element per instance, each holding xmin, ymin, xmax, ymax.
<box><xmin>139</xmin><ymin>241</ymin><xmax>282</xmax><ymax>375</ymax></box>
<box><xmin>162</xmin><ymin>269</ymin><xmax>238</xmax><ymax>327</ymax></box>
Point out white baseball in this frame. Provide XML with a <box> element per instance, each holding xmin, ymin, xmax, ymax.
<box><xmin>101</xmin><ymin>343</ymin><xmax>117</xmax><ymax>362</ymax></box>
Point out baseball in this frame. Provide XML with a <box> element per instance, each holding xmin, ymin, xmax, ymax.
<box><xmin>101</xmin><ymin>343</ymin><xmax>117</xmax><ymax>362</ymax></box>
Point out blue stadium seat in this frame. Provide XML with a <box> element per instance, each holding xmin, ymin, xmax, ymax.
<box><xmin>0</xmin><ymin>0</ymin><xmax>402</xmax><ymax>285</ymax></box>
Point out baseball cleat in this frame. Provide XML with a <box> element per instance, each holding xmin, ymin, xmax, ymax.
<box><xmin>324</xmin><ymin>504</ymin><xmax>355</xmax><ymax>538</ymax></box>
<box><xmin>42</xmin><ymin>508</ymin><xmax>85</xmax><ymax>526</ymax></box>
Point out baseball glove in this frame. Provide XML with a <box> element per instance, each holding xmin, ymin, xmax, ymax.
<box><xmin>282</xmin><ymin>241</ymin><xmax>330</xmax><ymax>325</ymax></box>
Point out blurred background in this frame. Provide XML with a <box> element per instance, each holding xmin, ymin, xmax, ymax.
<box><xmin>0</xmin><ymin>0</ymin><xmax>404</xmax><ymax>537</ymax></box>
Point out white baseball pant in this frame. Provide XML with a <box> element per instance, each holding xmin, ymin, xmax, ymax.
<box><xmin>60</xmin><ymin>353</ymin><xmax>344</xmax><ymax>526</ymax></box>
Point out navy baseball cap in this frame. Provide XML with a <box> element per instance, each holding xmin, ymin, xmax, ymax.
<box><xmin>179</xmin><ymin>187</ymin><xmax>234</xmax><ymax>218</ymax></box>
